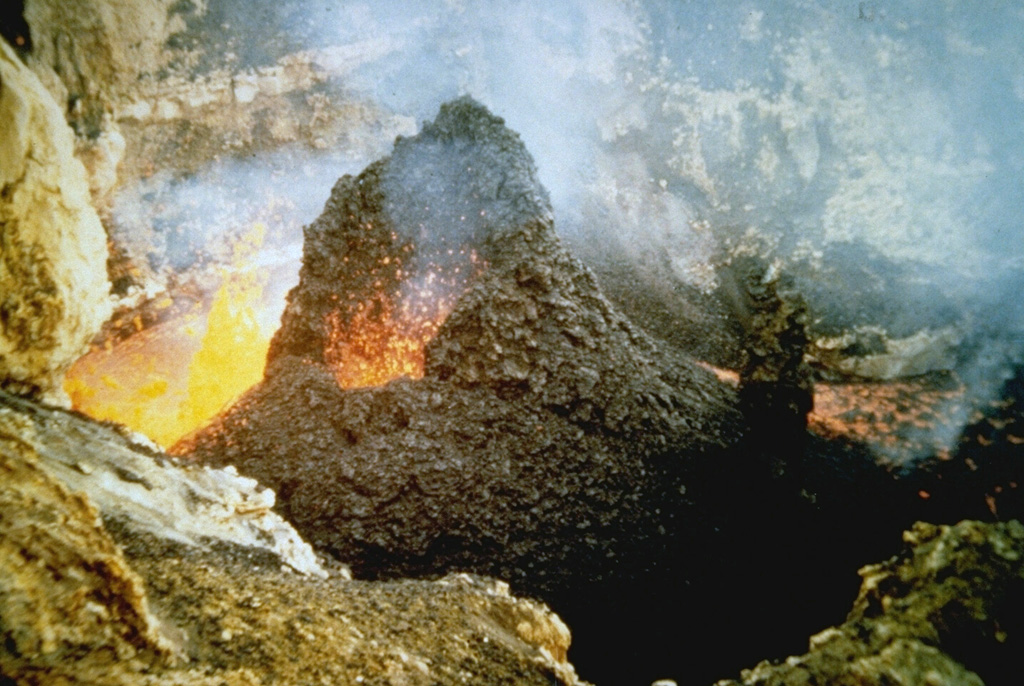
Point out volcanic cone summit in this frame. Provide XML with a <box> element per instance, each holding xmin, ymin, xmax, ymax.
<box><xmin>176</xmin><ymin>97</ymin><xmax>742</xmax><ymax>601</ymax></box>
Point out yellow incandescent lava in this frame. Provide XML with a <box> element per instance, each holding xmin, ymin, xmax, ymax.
<box><xmin>65</xmin><ymin>225</ymin><xmax>273</xmax><ymax>447</ymax></box>
<box><xmin>324</xmin><ymin>301</ymin><xmax>447</xmax><ymax>390</ymax></box>
<box><xmin>64</xmin><ymin>227</ymin><xmax>481</xmax><ymax>447</ymax></box>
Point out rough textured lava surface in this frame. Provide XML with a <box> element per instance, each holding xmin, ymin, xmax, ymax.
<box><xmin>176</xmin><ymin>97</ymin><xmax>746</xmax><ymax>601</ymax></box>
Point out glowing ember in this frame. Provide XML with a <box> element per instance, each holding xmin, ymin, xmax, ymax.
<box><xmin>808</xmin><ymin>373</ymin><xmax>966</xmax><ymax>461</ymax></box>
<box><xmin>324</xmin><ymin>302</ymin><xmax>446</xmax><ymax>389</ymax></box>
<box><xmin>696</xmin><ymin>361</ymin><xmax>740</xmax><ymax>386</ymax></box>
<box><xmin>321</xmin><ymin>247</ymin><xmax>484</xmax><ymax>389</ymax></box>
<box><xmin>65</xmin><ymin>225</ymin><xmax>274</xmax><ymax>447</ymax></box>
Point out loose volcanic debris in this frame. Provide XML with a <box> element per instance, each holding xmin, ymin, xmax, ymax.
<box><xmin>0</xmin><ymin>391</ymin><xmax>584</xmax><ymax>686</ymax></box>
<box><xmin>176</xmin><ymin>97</ymin><xmax>746</xmax><ymax>603</ymax></box>
<box><xmin>0</xmin><ymin>389</ymin><xmax>327</xmax><ymax>578</ymax></box>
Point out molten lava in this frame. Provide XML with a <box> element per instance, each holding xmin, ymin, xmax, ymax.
<box><xmin>63</xmin><ymin>313</ymin><xmax>204</xmax><ymax>447</ymax></box>
<box><xmin>65</xmin><ymin>225</ymin><xmax>274</xmax><ymax>447</ymax></box>
<box><xmin>321</xmin><ymin>249</ymin><xmax>484</xmax><ymax>389</ymax></box>
<box><xmin>324</xmin><ymin>302</ymin><xmax>446</xmax><ymax>389</ymax></box>
<box><xmin>64</xmin><ymin>223</ymin><xmax>484</xmax><ymax>446</ymax></box>
<box><xmin>178</xmin><ymin>259</ymin><xmax>269</xmax><ymax>434</ymax></box>
<box><xmin>809</xmin><ymin>372</ymin><xmax>967</xmax><ymax>463</ymax></box>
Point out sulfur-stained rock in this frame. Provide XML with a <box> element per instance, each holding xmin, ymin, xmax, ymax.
<box><xmin>16</xmin><ymin>0</ymin><xmax>412</xmax><ymax>299</ymax></box>
<box><xmin>0</xmin><ymin>408</ymin><xmax>180</xmax><ymax>683</ymax></box>
<box><xmin>22</xmin><ymin>0</ymin><xmax>178</xmax><ymax>139</ymax></box>
<box><xmin>0</xmin><ymin>37</ymin><xmax>112</xmax><ymax>403</ymax></box>
<box><xmin>0</xmin><ymin>389</ymin><xmax>327</xmax><ymax>578</ymax></box>
<box><xmin>0</xmin><ymin>390</ymin><xmax>585</xmax><ymax>686</ymax></box>
<box><xmin>21</xmin><ymin>0</ymin><xmax>180</xmax><ymax>216</ymax></box>
<box><xmin>716</xmin><ymin>520</ymin><xmax>1024</xmax><ymax>686</ymax></box>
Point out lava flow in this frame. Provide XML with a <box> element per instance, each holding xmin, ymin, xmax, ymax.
<box><xmin>808</xmin><ymin>371</ymin><xmax>967</xmax><ymax>464</ymax></box>
<box><xmin>64</xmin><ymin>225</ymin><xmax>275</xmax><ymax>447</ymax></box>
<box><xmin>65</xmin><ymin>220</ymin><xmax>483</xmax><ymax>446</ymax></box>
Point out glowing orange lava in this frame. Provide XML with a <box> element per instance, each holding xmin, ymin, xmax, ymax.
<box><xmin>321</xmin><ymin>248</ymin><xmax>484</xmax><ymax>390</ymax></box>
<box><xmin>65</xmin><ymin>218</ymin><xmax>484</xmax><ymax>445</ymax></box>
<box><xmin>324</xmin><ymin>299</ymin><xmax>448</xmax><ymax>389</ymax></box>
<box><xmin>696</xmin><ymin>361</ymin><xmax>740</xmax><ymax>386</ymax></box>
<box><xmin>64</xmin><ymin>313</ymin><xmax>204</xmax><ymax>446</ymax></box>
<box><xmin>808</xmin><ymin>373</ymin><xmax>966</xmax><ymax>461</ymax></box>
<box><xmin>65</xmin><ymin>225</ymin><xmax>274</xmax><ymax>447</ymax></box>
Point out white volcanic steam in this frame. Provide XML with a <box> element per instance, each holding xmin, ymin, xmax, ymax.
<box><xmin>110</xmin><ymin>0</ymin><xmax>1024</xmax><ymax>451</ymax></box>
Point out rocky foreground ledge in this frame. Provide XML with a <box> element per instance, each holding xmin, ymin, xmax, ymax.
<box><xmin>3</xmin><ymin>389</ymin><xmax>1022</xmax><ymax>685</ymax></box>
<box><xmin>718</xmin><ymin>519</ymin><xmax>1024</xmax><ymax>686</ymax></box>
<box><xmin>0</xmin><ymin>390</ymin><xmax>581</xmax><ymax>686</ymax></box>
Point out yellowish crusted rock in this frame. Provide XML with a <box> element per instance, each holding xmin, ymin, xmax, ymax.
<box><xmin>0</xmin><ymin>414</ymin><xmax>180</xmax><ymax>683</ymax></box>
<box><xmin>0</xmin><ymin>37</ymin><xmax>111</xmax><ymax>402</ymax></box>
<box><xmin>0</xmin><ymin>392</ymin><xmax>586</xmax><ymax>685</ymax></box>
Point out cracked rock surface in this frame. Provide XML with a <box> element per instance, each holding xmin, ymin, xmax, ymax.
<box><xmin>0</xmin><ymin>390</ymin><xmax>584</xmax><ymax>685</ymax></box>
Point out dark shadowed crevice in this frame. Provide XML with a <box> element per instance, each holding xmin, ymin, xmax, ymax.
<box><xmin>0</xmin><ymin>0</ymin><xmax>31</xmax><ymax>57</ymax></box>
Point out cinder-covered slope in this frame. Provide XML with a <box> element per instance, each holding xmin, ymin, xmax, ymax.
<box><xmin>176</xmin><ymin>98</ymin><xmax>745</xmax><ymax>600</ymax></box>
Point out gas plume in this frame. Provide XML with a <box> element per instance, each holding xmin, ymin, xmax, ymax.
<box><xmin>75</xmin><ymin>0</ymin><xmax>1024</xmax><ymax>450</ymax></box>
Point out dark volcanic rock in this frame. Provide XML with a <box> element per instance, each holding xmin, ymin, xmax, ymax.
<box><xmin>265</xmin><ymin>97</ymin><xmax>549</xmax><ymax>376</ymax></box>
<box><xmin>734</xmin><ymin>256</ymin><xmax>814</xmax><ymax>487</ymax></box>
<box><xmin>180</xmin><ymin>97</ymin><xmax>968</xmax><ymax>686</ymax></box>
<box><xmin>901</xmin><ymin>363</ymin><xmax>1024</xmax><ymax>524</ymax></box>
<box><xmin>177</xmin><ymin>97</ymin><xmax>744</xmax><ymax>602</ymax></box>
